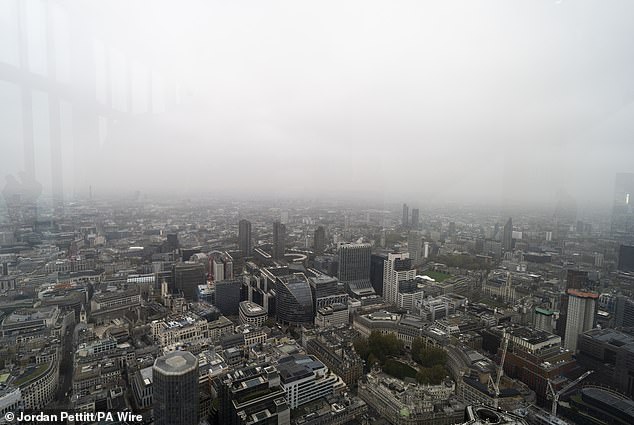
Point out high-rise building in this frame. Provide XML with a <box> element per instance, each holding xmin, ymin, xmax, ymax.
<box><xmin>273</xmin><ymin>221</ymin><xmax>286</xmax><ymax>260</ymax></box>
<box><xmin>407</xmin><ymin>231</ymin><xmax>422</xmax><ymax>263</ymax></box>
<box><xmin>557</xmin><ymin>269</ymin><xmax>591</xmax><ymax>338</ymax></box>
<box><xmin>503</xmin><ymin>217</ymin><xmax>513</xmax><ymax>252</ymax></box>
<box><xmin>370</xmin><ymin>253</ymin><xmax>387</xmax><ymax>296</ymax></box>
<box><xmin>153</xmin><ymin>351</ymin><xmax>199</xmax><ymax>425</ymax></box>
<box><xmin>383</xmin><ymin>252</ymin><xmax>417</xmax><ymax>305</ymax></box>
<box><xmin>166</xmin><ymin>233</ymin><xmax>179</xmax><ymax>252</ymax></box>
<box><xmin>338</xmin><ymin>243</ymin><xmax>373</xmax><ymax>296</ymax></box>
<box><xmin>402</xmin><ymin>203</ymin><xmax>409</xmax><ymax>227</ymax></box>
<box><xmin>411</xmin><ymin>208</ymin><xmax>419</xmax><ymax>228</ymax></box>
<box><xmin>448</xmin><ymin>221</ymin><xmax>456</xmax><ymax>238</ymax></box>
<box><xmin>314</xmin><ymin>226</ymin><xmax>325</xmax><ymax>255</ymax></box>
<box><xmin>275</xmin><ymin>273</ymin><xmax>314</xmax><ymax>326</ymax></box>
<box><xmin>611</xmin><ymin>173</ymin><xmax>634</xmax><ymax>242</ymax></box>
<box><xmin>309</xmin><ymin>274</ymin><xmax>347</xmax><ymax>312</ymax></box>
<box><xmin>238</xmin><ymin>219</ymin><xmax>253</xmax><ymax>257</ymax></box>
<box><xmin>215</xmin><ymin>279</ymin><xmax>242</xmax><ymax>316</ymax></box>
<box><xmin>615</xmin><ymin>295</ymin><xmax>634</xmax><ymax>328</ymax></box>
<box><xmin>564</xmin><ymin>289</ymin><xmax>598</xmax><ymax>352</ymax></box>
<box><xmin>533</xmin><ymin>307</ymin><xmax>555</xmax><ymax>333</ymax></box>
<box><xmin>173</xmin><ymin>262</ymin><xmax>206</xmax><ymax>300</ymax></box>
<box><xmin>618</xmin><ymin>245</ymin><xmax>634</xmax><ymax>272</ymax></box>
<box><xmin>565</xmin><ymin>269</ymin><xmax>588</xmax><ymax>290</ymax></box>
<box><xmin>219</xmin><ymin>364</ymin><xmax>290</xmax><ymax>425</ymax></box>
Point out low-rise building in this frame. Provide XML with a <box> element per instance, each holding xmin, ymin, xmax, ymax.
<box><xmin>277</xmin><ymin>354</ymin><xmax>345</xmax><ymax>409</ymax></box>
<box><xmin>239</xmin><ymin>301</ymin><xmax>267</xmax><ymax>327</ymax></box>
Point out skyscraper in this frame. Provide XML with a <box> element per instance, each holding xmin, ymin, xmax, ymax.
<box><xmin>238</xmin><ymin>219</ymin><xmax>252</xmax><ymax>257</ymax></box>
<box><xmin>273</xmin><ymin>221</ymin><xmax>286</xmax><ymax>260</ymax></box>
<box><xmin>502</xmin><ymin>217</ymin><xmax>513</xmax><ymax>252</ymax></box>
<box><xmin>314</xmin><ymin>226</ymin><xmax>325</xmax><ymax>255</ymax></box>
<box><xmin>402</xmin><ymin>203</ymin><xmax>409</xmax><ymax>227</ymax></box>
<box><xmin>214</xmin><ymin>279</ymin><xmax>242</xmax><ymax>316</ymax></box>
<box><xmin>611</xmin><ymin>173</ymin><xmax>634</xmax><ymax>242</ymax></box>
<box><xmin>370</xmin><ymin>253</ymin><xmax>387</xmax><ymax>296</ymax></box>
<box><xmin>153</xmin><ymin>351</ymin><xmax>199</xmax><ymax>425</ymax></box>
<box><xmin>275</xmin><ymin>273</ymin><xmax>314</xmax><ymax>326</ymax></box>
<box><xmin>411</xmin><ymin>208</ymin><xmax>420</xmax><ymax>229</ymax></box>
<box><xmin>172</xmin><ymin>262</ymin><xmax>206</xmax><ymax>300</ymax></box>
<box><xmin>407</xmin><ymin>231</ymin><xmax>422</xmax><ymax>263</ymax></box>
<box><xmin>564</xmin><ymin>289</ymin><xmax>598</xmax><ymax>352</ymax></box>
<box><xmin>383</xmin><ymin>252</ymin><xmax>416</xmax><ymax>305</ymax></box>
<box><xmin>618</xmin><ymin>245</ymin><xmax>634</xmax><ymax>272</ymax></box>
<box><xmin>338</xmin><ymin>243</ymin><xmax>373</xmax><ymax>296</ymax></box>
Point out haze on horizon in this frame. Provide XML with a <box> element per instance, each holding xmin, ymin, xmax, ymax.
<box><xmin>1</xmin><ymin>0</ymin><xmax>634</xmax><ymax>210</ymax></box>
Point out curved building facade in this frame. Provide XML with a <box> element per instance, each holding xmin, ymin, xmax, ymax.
<box><xmin>275</xmin><ymin>274</ymin><xmax>314</xmax><ymax>326</ymax></box>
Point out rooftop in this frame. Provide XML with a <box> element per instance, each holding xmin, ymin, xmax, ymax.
<box><xmin>153</xmin><ymin>351</ymin><xmax>198</xmax><ymax>376</ymax></box>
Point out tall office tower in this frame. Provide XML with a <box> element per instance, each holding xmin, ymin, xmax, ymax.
<box><xmin>383</xmin><ymin>252</ymin><xmax>417</xmax><ymax>305</ymax></box>
<box><xmin>615</xmin><ymin>295</ymin><xmax>634</xmax><ymax>328</ymax></box>
<box><xmin>314</xmin><ymin>226</ymin><xmax>325</xmax><ymax>255</ymax></box>
<box><xmin>173</xmin><ymin>262</ymin><xmax>206</xmax><ymax>300</ymax></box>
<box><xmin>309</xmin><ymin>274</ymin><xmax>347</xmax><ymax>311</ymax></box>
<box><xmin>423</xmin><ymin>241</ymin><xmax>430</xmax><ymax>259</ymax></box>
<box><xmin>215</xmin><ymin>279</ymin><xmax>242</xmax><ymax>316</ymax></box>
<box><xmin>213</xmin><ymin>257</ymin><xmax>225</xmax><ymax>281</ymax></box>
<box><xmin>448</xmin><ymin>221</ymin><xmax>456</xmax><ymax>238</ymax></box>
<box><xmin>533</xmin><ymin>307</ymin><xmax>555</xmax><ymax>333</ymax></box>
<box><xmin>407</xmin><ymin>231</ymin><xmax>422</xmax><ymax>263</ymax></box>
<box><xmin>502</xmin><ymin>217</ymin><xmax>513</xmax><ymax>252</ymax></box>
<box><xmin>557</xmin><ymin>270</ymin><xmax>590</xmax><ymax>339</ymax></box>
<box><xmin>402</xmin><ymin>203</ymin><xmax>409</xmax><ymax>227</ymax></box>
<box><xmin>564</xmin><ymin>289</ymin><xmax>598</xmax><ymax>352</ymax></box>
<box><xmin>338</xmin><ymin>243</ymin><xmax>373</xmax><ymax>296</ymax></box>
<box><xmin>618</xmin><ymin>245</ymin><xmax>634</xmax><ymax>272</ymax></box>
<box><xmin>611</xmin><ymin>173</ymin><xmax>634</xmax><ymax>242</ymax></box>
<box><xmin>166</xmin><ymin>233</ymin><xmax>179</xmax><ymax>252</ymax></box>
<box><xmin>411</xmin><ymin>208</ymin><xmax>420</xmax><ymax>229</ymax></box>
<box><xmin>238</xmin><ymin>219</ymin><xmax>253</xmax><ymax>257</ymax></box>
<box><xmin>275</xmin><ymin>273</ymin><xmax>314</xmax><ymax>326</ymax></box>
<box><xmin>273</xmin><ymin>221</ymin><xmax>286</xmax><ymax>260</ymax></box>
<box><xmin>370</xmin><ymin>253</ymin><xmax>387</xmax><ymax>296</ymax></box>
<box><xmin>566</xmin><ymin>269</ymin><xmax>588</xmax><ymax>290</ymax></box>
<box><xmin>219</xmin><ymin>364</ymin><xmax>290</xmax><ymax>425</ymax></box>
<box><xmin>153</xmin><ymin>351</ymin><xmax>199</xmax><ymax>425</ymax></box>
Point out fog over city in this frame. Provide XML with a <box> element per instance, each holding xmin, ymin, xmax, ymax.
<box><xmin>2</xmin><ymin>0</ymin><xmax>634</xmax><ymax>207</ymax></box>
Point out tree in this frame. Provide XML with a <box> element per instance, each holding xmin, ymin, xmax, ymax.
<box><xmin>411</xmin><ymin>338</ymin><xmax>447</xmax><ymax>368</ymax></box>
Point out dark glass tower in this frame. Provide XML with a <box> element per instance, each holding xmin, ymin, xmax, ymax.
<box><xmin>275</xmin><ymin>273</ymin><xmax>314</xmax><ymax>325</ymax></box>
<box><xmin>153</xmin><ymin>351</ymin><xmax>199</xmax><ymax>425</ymax></box>
<box><xmin>503</xmin><ymin>217</ymin><xmax>513</xmax><ymax>252</ymax></box>
<box><xmin>402</xmin><ymin>203</ymin><xmax>409</xmax><ymax>227</ymax></box>
<box><xmin>238</xmin><ymin>219</ymin><xmax>253</xmax><ymax>257</ymax></box>
<box><xmin>172</xmin><ymin>262</ymin><xmax>206</xmax><ymax>300</ymax></box>
<box><xmin>314</xmin><ymin>226</ymin><xmax>325</xmax><ymax>255</ymax></box>
<box><xmin>273</xmin><ymin>221</ymin><xmax>286</xmax><ymax>260</ymax></box>
<box><xmin>411</xmin><ymin>208</ymin><xmax>419</xmax><ymax>228</ymax></box>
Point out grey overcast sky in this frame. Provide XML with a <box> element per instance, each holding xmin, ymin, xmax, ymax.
<box><xmin>1</xmin><ymin>0</ymin><xmax>634</xmax><ymax>207</ymax></box>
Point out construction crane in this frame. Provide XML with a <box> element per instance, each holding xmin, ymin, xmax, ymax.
<box><xmin>547</xmin><ymin>370</ymin><xmax>594</xmax><ymax>417</ymax></box>
<box><xmin>488</xmin><ymin>331</ymin><xmax>510</xmax><ymax>409</ymax></box>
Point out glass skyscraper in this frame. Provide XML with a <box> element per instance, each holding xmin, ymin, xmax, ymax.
<box><xmin>153</xmin><ymin>351</ymin><xmax>199</xmax><ymax>425</ymax></box>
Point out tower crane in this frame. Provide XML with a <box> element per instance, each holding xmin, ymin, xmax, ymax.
<box><xmin>547</xmin><ymin>370</ymin><xmax>593</xmax><ymax>417</ymax></box>
<box><xmin>488</xmin><ymin>331</ymin><xmax>510</xmax><ymax>409</ymax></box>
